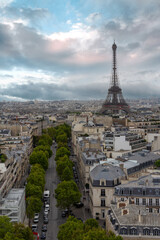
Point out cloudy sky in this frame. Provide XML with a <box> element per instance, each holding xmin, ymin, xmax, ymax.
<box><xmin>0</xmin><ymin>0</ymin><xmax>160</xmax><ymax>101</ymax></box>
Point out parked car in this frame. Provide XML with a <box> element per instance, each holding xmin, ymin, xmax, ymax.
<box><xmin>43</xmin><ymin>217</ymin><xmax>49</xmax><ymax>224</ymax></box>
<box><xmin>44</xmin><ymin>209</ymin><xmax>49</xmax><ymax>215</ymax></box>
<box><xmin>42</xmin><ymin>225</ymin><xmax>47</xmax><ymax>232</ymax></box>
<box><xmin>45</xmin><ymin>204</ymin><xmax>50</xmax><ymax>211</ymax></box>
<box><xmin>33</xmin><ymin>217</ymin><xmax>39</xmax><ymax>223</ymax></box>
<box><xmin>43</xmin><ymin>213</ymin><xmax>48</xmax><ymax>219</ymax></box>
<box><xmin>74</xmin><ymin>202</ymin><xmax>84</xmax><ymax>208</ymax></box>
<box><xmin>31</xmin><ymin>224</ymin><xmax>37</xmax><ymax>232</ymax></box>
<box><xmin>61</xmin><ymin>211</ymin><xmax>66</xmax><ymax>217</ymax></box>
<box><xmin>41</xmin><ymin>231</ymin><xmax>46</xmax><ymax>239</ymax></box>
<box><xmin>34</xmin><ymin>213</ymin><xmax>39</xmax><ymax>219</ymax></box>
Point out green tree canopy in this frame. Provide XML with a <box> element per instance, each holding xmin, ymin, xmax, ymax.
<box><xmin>4</xmin><ymin>223</ymin><xmax>34</xmax><ymax>240</ymax></box>
<box><xmin>34</xmin><ymin>145</ymin><xmax>52</xmax><ymax>158</ymax></box>
<box><xmin>84</xmin><ymin>219</ymin><xmax>99</xmax><ymax>232</ymax></box>
<box><xmin>27</xmin><ymin>171</ymin><xmax>45</xmax><ymax>191</ymax></box>
<box><xmin>57</xmin><ymin>216</ymin><xmax>123</xmax><ymax>240</ymax></box>
<box><xmin>39</xmin><ymin>134</ymin><xmax>52</xmax><ymax>146</ymax></box>
<box><xmin>155</xmin><ymin>159</ymin><xmax>160</xmax><ymax>168</ymax></box>
<box><xmin>57</xmin><ymin>216</ymin><xmax>84</xmax><ymax>240</ymax></box>
<box><xmin>29</xmin><ymin>151</ymin><xmax>48</xmax><ymax>170</ymax></box>
<box><xmin>55</xmin><ymin>147</ymin><xmax>70</xmax><ymax>161</ymax></box>
<box><xmin>0</xmin><ymin>216</ymin><xmax>13</xmax><ymax>239</ymax></box>
<box><xmin>26</xmin><ymin>196</ymin><xmax>42</xmax><ymax>220</ymax></box>
<box><xmin>26</xmin><ymin>183</ymin><xmax>42</xmax><ymax>199</ymax></box>
<box><xmin>30</xmin><ymin>164</ymin><xmax>45</xmax><ymax>176</ymax></box>
<box><xmin>61</xmin><ymin>166</ymin><xmax>73</xmax><ymax>181</ymax></box>
<box><xmin>57</xmin><ymin>142</ymin><xmax>69</xmax><ymax>150</ymax></box>
<box><xmin>0</xmin><ymin>153</ymin><xmax>7</xmax><ymax>163</ymax></box>
<box><xmin>55</xmin><ymin>180</ymin><xmax>81</xmax><ymax>210</ymax></box>
<box><xmin>56</xmin><ymin>158</ymin><xmax>73</xmax><ymax>177</ymax></box>
<box><xmin>47</xmin><ymin>127</ymin><xmax>57</xmax><ymax>139</ymax></box>
<box><xmin>56</xmin><ymin>133</ymin><xmax>68</xmax><ymax>144</ymax></box>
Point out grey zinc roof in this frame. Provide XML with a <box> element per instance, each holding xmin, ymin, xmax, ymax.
<box><xmin>82</xmin><ymin>150</ymin><xmax>106</xmax><ymax>164</ymax></box>
<box><xmin>115</xmin><ymin>173</ymin><xmax>160</xmax><ymax>189</ymax></box>
<box><xmin>122</xmin><ymin>150</ymin><xmax>160</xmax><ymax>164</ymax></box>
<box><xmin>90</xmin><ymin>163</ymin><xmax>125</xmax><ymax>181</ymax></box>
<box><xmin>111</xmin><ymin>204</ymin><xmax>160</xmax><ymax>226</ymax></box>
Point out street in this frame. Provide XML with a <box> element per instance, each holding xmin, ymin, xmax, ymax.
<box><xmin>37</xmin><ymin>144</ymin><xmax>66</xmax><ymax>240</ymax></box>
<box><xmin>37</xmin><ymin>143</ymin><xmax>92</xmax><ymax>240</ymax></box>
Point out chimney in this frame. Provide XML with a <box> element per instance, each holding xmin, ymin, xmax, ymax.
<box><xmin>145</xmin><ymin>179</ymin><xmax>148</xmax><ymax>186</ymax></box>
<box><xmin>119</xmin><ymin>163</ymin><xmax>124</xmax><ymax>170</ymax></box>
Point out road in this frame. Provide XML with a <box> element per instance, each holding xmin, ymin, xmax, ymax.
<box><xmin>37</xmin><ymin>144</ymin><xmax>65</xmax><ymax>240</ymax></box>
<box><xmin>37</xmin><ymin>143</ymin><xmax>92</xmax><ymax>240</ymax></box>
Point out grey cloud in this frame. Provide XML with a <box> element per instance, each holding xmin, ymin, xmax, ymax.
<box><xmin>127</xmin><ymin>42</ymin><xmax>140</xmax><ymax>50</ymax></box>
<box><xmin>3</xmin><ymin>7</ymin><xmax>49</xmax><ymax>24</ymax></box>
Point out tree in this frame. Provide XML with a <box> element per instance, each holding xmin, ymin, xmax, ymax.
<box><xmin>56</xmin><ymin>158</ymin><xmax>73</xmax><ymax>177</ymax></box>
<box><xmin>84</xmin><ymin>219</ymin><xmax>99</xmax><ymax>231</ymax></box>
<box><xmin>47</xmin><ymin>127</ymin><xmax>56</xmax><ymax>139</ymax></box>
<box><xmin>26</xmin><ymin>196</ymin><xmax>42</xmax><ymax>225</ymax></box>
<box><xmin>61</xmin><ymin>166</ymin><xmax>73</xmax><ymax>181</ymax></box>
<box><xmin>34</xmin><ymin>145</ymin><xmax>52</xmax><ymax>158</ymax></box>
<box><xmin>4</xmin><ymin>223</ymin><xmax>34</xmax><ymax>240</ymax></box>
<box><xmin>83</xmin><ymin>228</ymin><xmax>109</xmax><ymax>240</ymax></box>
<box><xmin>0</xmin><ymin>216</ymin><xmax>13</xmax><ymax>239</ymax></box>
<box><xmin>55</xmin><ymin>147</ymin><xmax>70</xmax><ymax>161</ymax></box>
<box><xmin>39</xmin><ymin>134</ymin><xmax>52</xmax><ymax>146</ymax></box>
<box><xmin>57</xmin><ymin>142</ymin><xmax>69</xmax><ymax>149</ymax></box>
<box><xmin>155</xmin><ymin>159</ymin><xmax>160</xmax><ymax>168</ymax></box>
<box><xmin>55</xmin><ymin>181</ymin><xmax>81</xmax><ymax>210</ymax></box>
<box><xmin>56</xmin><ymin>133</ymin><xmax>68</xmax><ymax>144</ymax></box>
<box><xmin>29</xmin><ymin>151</ymin><xmax>48</xmax><ymax>170</ymax></box>
<box><xmin>57</xmin><ymin>216</ymin><xmax>123</xmax><ymax>240</ymax></box>
<box><xmin>27</xmin><ymin>171</ymin><xmax>45</xmax><ymax>191</ymax></box>
<box><xmin>0</xmin><ymin>153</ymin><xmax>7</xmax><ymax>163</ymax></box>
<box><xmin>26</xmin><ymin>183</ymin><xmax>42</xmax><ymax>199</ymax></box>
<box><xmin>58</xmin><ymin>216</ymin><xmax>84</xmax><ymax>240</ymax></box>
<box><xmin>30</xmin><ymin>164</ymin><xmax>45</xmax><ymax>176</ymax></box>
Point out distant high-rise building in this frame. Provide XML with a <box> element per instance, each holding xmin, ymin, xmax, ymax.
<box><xmin>101</xmin><ymin>42</ymin><xmax>129</xmax><ymax>114</ymax></box>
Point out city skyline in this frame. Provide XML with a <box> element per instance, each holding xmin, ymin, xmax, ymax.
<box><xmin>0</xmin><ymin>0</ymin><xmax>160</xmax><ymax>101</ymax></box>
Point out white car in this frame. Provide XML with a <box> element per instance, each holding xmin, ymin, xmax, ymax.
<box><xmin>44</xmin><ymin>209</ymin><xmax>49</xmax><ymax>215</ymax></box>
<box><xmin>45</xmin><ymin>204</ymin><xmax>50</xmax><ymax>211</ymax></box>
<box><xmin>34</xmin><ymin>213</ymin><xmax>39</xmax><ymax>219</ymax></box>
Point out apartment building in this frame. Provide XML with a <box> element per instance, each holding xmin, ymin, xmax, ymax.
<box><xmin>89</xmin><ymin>163</ymin><xmax>126</xmax><ymax>220</ymax></box>
<box><xmin>106</xmin><ymin>174</ymin><xmax>160</xmax><ymax>239</ymax></box>
<box><xmin>0</xmin><ymin>188</ymin><xmax>25</xmax><ymax>223</ymax></box>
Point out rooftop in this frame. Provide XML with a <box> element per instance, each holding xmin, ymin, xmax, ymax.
<box><xmin>111</xmin><ymin>203</ymin><xmax>160</xmax><ymax>226</ymax></box>
<box><xmin>90</xmin><ymin>163</ymin><xmax>125</xmax><ymax>181</ymax></box>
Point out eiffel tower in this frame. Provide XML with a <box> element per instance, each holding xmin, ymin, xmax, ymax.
<box><xmin>101</xmin><ymin>42</ymin><xmax>129</xmax><ymax>114</ymax></box>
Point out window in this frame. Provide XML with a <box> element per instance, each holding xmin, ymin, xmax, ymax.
<box><xmin>101</xmin><ymin>181</ymin><xmax>104</xmax><ymax>186</ymax></box>
<box><xmin>101</xmin><ymin>199</ymin><xmax>105</xmax><ymax>207</ymax></box>
<box><xmin>156</xmin><ymin>199</ymin><xmax>159</xmax><ymax>206</ymax></box>
<box><xmin>101</xmin><ymin>209</ymin><xmax>105</xmax><ymax>218</ymax></box>
<box><xmin>143</xmin><ymin>229</ymin><xmax>150</xmax><ymax>235</ymax></box>
<box><xmin>149</xmin><ymin>198</ymin><xmax>152</xmax><ymax>206</ymax></box>
<box><xmin>136</xmin><ymin>198</ymin><xmax>139</xmax><ymax>205</ymax></box>
<box><xmin>130</xmin><ymin>228</ymin><xmax>137</xmax><ymax>235</ymax></box>
<box><xmin>149</xmin><ymin>208</ymin><xmax>152</xmax><ymax>213</ymax></box>
<box><xmin>153</xmin><ymin>229</ymin><xmax>160</xmax><ymax>236</ymax></box>
<box><xmin>101</xmin><ymin>189</ymin><xmax>105</xmax><ymax>196</ymax></box>
<box><xmin>142</xmin><ymin>199</ymin><xmax>146</xmax><ymax>205</ymax></box>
